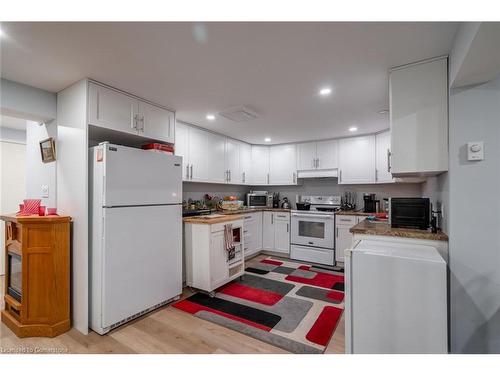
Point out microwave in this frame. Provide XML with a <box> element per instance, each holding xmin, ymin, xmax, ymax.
<box><xmin>247</xmin><ymin>192</ymin><xmax>273</xmax><ymax>208</ymax></box>
<box><xmin>390</xmin><ymin>197</ymin><xmax>430</xmax><ymax>230</ymax></box>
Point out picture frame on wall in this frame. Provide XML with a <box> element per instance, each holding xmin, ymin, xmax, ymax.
<box><xmin>39</xmin><ymin>137</ymin><xmax>56</xmax><ymax>163</ymax></box>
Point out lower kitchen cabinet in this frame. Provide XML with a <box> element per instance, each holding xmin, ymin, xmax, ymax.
<box><xmin>243</xmin><ymin>212</ymin><xmax>263</xmax><ymax>258</ymax></box>
<box><xmin>263</xmin><ymin>212</ymin><xmax>290</xmax><ymax>254</ymax></box>
<box><xmin>335</xmin><ymin>215</ymin><xmax>364</xmax><ymax>263</ymax></box>
<box><xmin>184</xmin><ymin>219</ymin><xmax>245</xmax><ymax>293</ymax></box>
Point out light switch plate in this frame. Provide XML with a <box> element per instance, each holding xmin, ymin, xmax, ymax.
<box><xmin>41</xmin><ymin>184</ymin><xmax>49</xmax><ymax>198</ymax></box>
<box><xmin>467</xmin><ymin>142</ymin><xmax>484</xmax><ymax>161</ymax></box>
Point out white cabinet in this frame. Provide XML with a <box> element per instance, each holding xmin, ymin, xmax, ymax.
<box><xmin>225</xmin><ymin>139</ymin><xmax>244</xmax><ymax>184</ymax></box>
<box><xmin>88</xmin><ymin>83</ymin><xmax>138</xmax><ymax>135</ymax></box>
<box><xmin>338</xmin><ymin>135</ymin><xmax>376</xmax><ymax>184</ymax></box>
<box><xmin>251</xmin><ymin>146</ymin><xmax>270</xmax><ymax>184</ymax></box>
<box><xmin>187</xmin><ymin>127</ymin><xmax>209</xmax><ymax>182</ymax></box>
<box><xmin>335</xmin><ymin>215</ymin><xmax>364</xmax><ymax>263</ymax></box>
<box><xmin>243</xmin><ymin>212</ymin><xmax>263</xmax><ymax>258</ymax></box>
<box><xmin>269</xmin><ymin>144</ymin><xmax>297</xmax><ymax>185</ymax></box>
<box><xmin>240</xmin><ymin>143</ymin><xmax>252</xmax><ymax>184</ymax></box>
<box><xmin>262</xmin><ymin>212</ymin><xmax>290</xmax><ymax>254</ymax></box>
<box><xmin>389</xmin><ymin>57</ymin><xmax>448</xmax><ymax>176</ymax></box>
<box><xmin>185</xmin><ymin>219</ymin><xmax>244</xmax><ymax>293</ymax></box>
<box><xmin>375</xmin><ymin>131</ymin><xmax>394</xmax><ymax>183</ymax></box>
<box><xmin>175</xmin><ymin>122</ymin><xmax>190</xmax><ymax>181</ymax></box>
<box><xmin>297</xmin><ymin>142</ymin><xmax>317</xmax><ymax>170</ymax></box>
<box><xmin>273</xmin><ymin>213</ymin><xmax>290</xmax><ymax>254</ymax></box>
<box><xmin>316</xmin><ymin>140</ymin><xmax>338</xmax><ymax>170</ymax></box>
<box><xmin>206</xmin><ymin>132</ymin><xmax>226</xmax><ymax>183</ymax></box>
<box><xmin>138</xmin><ymin>101</ymin><xmax>175</xmax><ymax>144</ymax></box>
<box><xmin>88</xmin><ymin>82</ymin><xmax>175</xmax><ymax>143</ymax></box>
<box><xmin>297</xmin><ymin>140</ymin><xmax>338</xmax><ymax>170</ymax></box>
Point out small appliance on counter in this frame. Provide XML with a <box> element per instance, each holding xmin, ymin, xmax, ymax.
<box><xmin>363</xmin><ymin>193</ymin><xmax>379</xmax><ymax>213</ymax></box>
<box><xmin>389</xmin><ymin>197</ymin><xmax>431</xmax><ymax>230</ymax></box>
<box><xmin>272</xmin><ymin>192</ymin><xmax>280</xmax><ymax>208</ymax></box>
<box><xmin>247</xmin><ymin>191</ymin><xmax>273</xmax><ymax>208</ymax></box>
<box><xmin>280</xmin><ymin>197</ymin><xmax>291</xmax><ymax>209</ymax></box>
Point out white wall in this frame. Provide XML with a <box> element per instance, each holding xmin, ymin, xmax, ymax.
<box><xmin>0</xmin><ymin>140</ymin><xmax>26</xmax><ymax>275</ymax></box>
<box><xmin>448</xmin><ymin>75</ymin><xmax>500</xmax><ymax>353</ymax></box>
<box><xmin>25</xmin><ymin>120</ymin><xmax>57</xmax><ymax>207</ymax></box>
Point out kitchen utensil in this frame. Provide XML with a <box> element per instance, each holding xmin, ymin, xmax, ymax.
<box><xmin>280</xmin><ymin>197</ymin><xmax>291</xmax><ymax>209</ymax></box>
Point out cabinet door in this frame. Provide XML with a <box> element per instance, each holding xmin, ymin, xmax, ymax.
<box><xmin>335</xmin><ymin>226</ymin><xmax>353</xmax><ymax>263</ymax></box>
<box><xmin>88</xmin><ymin>83</ymin><xmax>138</xmax><ymax>135</ymax></box>
<box><xmin>262</xmin><ymin>212</ymin><xmax>275</xmax><ymax>251</ymax></box>
<box><xmin>210</xmin><ymin>230</ymin><xmax>229</xmax><ymax>287</ymax></box>
<box><xmin>175</xmin><ymin>122</ymin><xmax>190</xmax><ymax>181</ymax></box>
<box><xmin>138</xmin><ymin>101</ymin><xmax>175</xmax><ymax>144</ymax></box>
<box><xmin>239</xmin><ymin>143</ymin><xmax>252</xmax><ymax>184</ymax></box>
<box><xmin>296</xmin><ymin>142</ymin><xmax>317</xmax><ymax>170</ymax></box>
<box><xmin>375</xmin><ymin>131</ymin><xmax>394</xmax><ymax>183</ymax></box>
<box><xmin>225</xmin><ymin>138</ymin><xmax>241</xmax><ymax>184</ymax></box>
<box><xmin>206</xmin><ymin>132</ymin><xmax>227</xmax><ymax>183</ymax></box>
<box><xmin>316</xmin><ymin>139</ymin><xmax>338</xmax><ymax>170</ymax></box>
<box><xmin>390</xmin><ymin>57</ymin><xmax>448</xmax><ymax>175</ymax></box>
<box><xmin>188</xmin><ymin>127</ymin><xmax>209</xmax><ymax>182</ymax></box>
<box><xmin>269</xmin><ymin>144</ymin><xmax>297</xmax><ymax>185</ymax></box>
<box><xmin>338</xmin><ymin>135</ymin><xmax>376</xmax><ymax>184</ymax></box>
<box><xmin>250</xmin><ymin>146</ymin><xmax>270</xmax><ymax>184</ymax></box>
<box><xmin>274</xmin><ymin>214</ymin><xmax>290</xmax><ymax>254</ymax></box>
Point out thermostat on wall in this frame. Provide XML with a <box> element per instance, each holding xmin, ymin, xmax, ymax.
<box><xmin>467</xmin><ymin>142</ymin><xmax>484</xmax><ymax>161</ymax></box>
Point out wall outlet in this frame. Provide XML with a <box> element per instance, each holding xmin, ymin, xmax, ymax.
<box><xmin>41</xmin><ymin>184</ymin><xmax>49</xmax><ymax>198</ymax></box>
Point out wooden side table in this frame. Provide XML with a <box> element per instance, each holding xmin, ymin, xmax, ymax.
<box><xmin>1</xmin><ymin>213</ymin><xmax>71</xmax><ymax>337</ymax></box>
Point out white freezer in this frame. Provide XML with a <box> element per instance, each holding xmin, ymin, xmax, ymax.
<box><xmin>345</xmin><ymin>239</ymin><xmax>447</xmax><ymax>354</ymax></box>
<box><xmin>92</xmin><ymin>143</ymin><xmax>182</xmax><ymax>207</ymax></box>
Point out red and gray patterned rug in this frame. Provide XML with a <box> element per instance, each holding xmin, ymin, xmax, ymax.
<box><xmin>172</xmin><ymin>257</ymin><xmax>344</xmax><ymax>354</ymax></box>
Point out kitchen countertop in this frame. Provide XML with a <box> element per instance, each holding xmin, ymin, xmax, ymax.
<box><xmin>183</xmin><ymin>214</ymin><xmax>245</xmax><ymax>224</ymax></box>
<box><xmin>350</xmin><ymin>219</ymin><xmax>448</xmax><ymax>242</ymax></box>
<box><xmin>219</xmin><ymin>207</ymin><xmax>291</xmax><ymax>215</ymax></box>
<box><xmin>335</xmin><ymin>210</ymin><xmax>374</xmax><ymax>216</ymax></box>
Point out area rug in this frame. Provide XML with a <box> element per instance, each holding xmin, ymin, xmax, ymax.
<box><xmin>172</xmin><ymin>257</ymin><xmax>344</xmax><ymax>353</ymax></box>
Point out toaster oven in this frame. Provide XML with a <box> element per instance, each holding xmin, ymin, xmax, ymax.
<box><xmin>389</xmin><ymin>197</ymin><xmax>430</xmax><ymax>230</ymax></box>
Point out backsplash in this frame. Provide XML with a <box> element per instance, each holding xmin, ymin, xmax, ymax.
<box><xmin>183</xmin><ymin>178</ymin><xmax>423</xmax><ymax>210</ymax></box>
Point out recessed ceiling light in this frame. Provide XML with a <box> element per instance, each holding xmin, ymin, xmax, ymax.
<box><xmin>378</xmin><ymin>109</ymin><xmax>389</xmax><ymax>114</ymax></box>
<box><xmin>319</xmin><ymin>87</ymin><xmax>332</xmax><ymax>96</ymax></box>
<box><xmin>206</xmin><ymin>114</ymin><xmax>215</xmax><ymax>121</ymax></box>
<box><xmin>349</xmin><ymin>127</ymin><xmax>358</xmax><ymax>132</ymax></box>
<box><xmin>264</xmin><ymin>137</ymin><xmax>271</xmax><ymax>143</ymax></box>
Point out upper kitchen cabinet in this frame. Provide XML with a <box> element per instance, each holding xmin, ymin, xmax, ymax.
<box><xmin>225</xmin><ymin>138</ymin><xmax>241</xmax><ymax>184</ymax></box>
<box><xmin>251</xmin><ymin>145</ymin><xmax>270</xmax><ymax>185</ymax></box>
<box><xmin>185</xmin><ymin>126</ymin><xmax>210</xmax><ymax>182</ymax></box>
<box><xmin>269</xmin><ymin>144</ymin><xmax>297</xmax><ymax>185</ymax></box>
<box><xmin>88</xmin><ymin>83</ymin><xmax>138</xmax><ymax>135</ymax></box>
<box><xmin>389</xmin><ymin>56</ymin><xmax>448</xmax><ymax>176</ymax></box>
<box><xmin>338</xmin><ymin>135</ymin><xmax>376</xmax><ymax>184</ymax></box>
<box><xmin>175</xmin><ymin>122</ymin><xmax>190</xmax><ymax>181</ymax></box>
<box><xmin>296</xmin><ymin>139</ymin><xmax>338</xmax><ymax>178</ymax></box>
<box><xmin>137</xmin><ymin>101</ymin><xmax>175</xmax><ymax>144</ymax></box>
<box><xmin>239</xmin><ymin>142</ymin><xmax>252</xmax><ymax>184</ymax></box>
<box><xmin>375</xmin><ymin>131</ymin><xmax>394</xmax><ymax>183</ymax></box>
<box><xmin>206</xmin><ymin>132</ymin><xmax>227</xmax><ymax>183</ymax></box>
<box><xmin>88</xmin><ymin>82</ymin><xmax>175</xmax><ymax>144</ymax></box>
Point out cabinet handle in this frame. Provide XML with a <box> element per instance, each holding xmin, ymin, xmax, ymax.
<box><xmin>139</xmin><ymin>115</ymin><xmax>145</xmax><ymax>132</ymax></box>
<box><xmin>242</xmin><ymin>172</ymin><xmax>246</xmax><ymax>183</ymax></box>
<box><xmin>317</xmin><ymin>158</ymin><xmax>320</xmax><ymax>168</ymax></box>
<box><xmin>190</xmin><ymin>164</ymin><xmax>193</xmax><ymax>179</ymax></box>
<box><xmin>244</xmin><ymin>216</ymin><xmax>252</xmax><ymax>219</ymax></box>
<box><xmin>287</xmin><ymin>223</ymin><xmax>289</xmax><ymax>233</ymax></box>
<box><xmin>312</xmin><ymin>158</ymin><xmax>315</xmax><ymax>169</ymax></box>
<box><xmin>267</xmin><ymin>173</ymin><xmax>270</xmax><ymax>184</ymax></box>
<box><xmin>339</xmin><ymin>169</ymin><xmax>342</xmax><ymax>183</ymax></box>
<box><xmin>336</xmin><ymin>227</ymin><xmax>339</xmax><ymax>237</ymax></box>
<box><xmin>271</xmin><ymin>214</ymin><xmax>273</xmax><ymax>225</ymax></box>
<box><xmin>132</xmin><ymin>113</ymin><xmax>137</xmax><ymax>130</ymax></box>
<box><xmin>387</xmin><ymin>149</ymin><xmax>391</xmax><ymax>172</ymax></box>
<box><xmin>186</xmin><ymin>165</ymin><xmax>190</xmax><ymax>179</ymax></box>
<box><xmin>375</xmin><ymin>169</ymin><xmax>378</xmax><ymax>181</ymax></box>
<box><xmin>229</xmin><ymin>170</ymin><xmax>231</xmax><ymax>182</ymax></box>
<box><xmin>293</xmin><ymin>172</ymin><xmax>296</xmax><ymax>183</ymax></box>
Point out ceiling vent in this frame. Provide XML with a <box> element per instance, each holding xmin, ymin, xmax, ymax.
<box><xmin>219</xmin><ymin>106</ymin><xmax>259</xmax><ymax>122</ymax></box>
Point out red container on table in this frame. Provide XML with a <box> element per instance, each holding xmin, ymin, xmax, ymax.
<box><xmin>141</xmin><ymin>143</ymin><xmax>175</xmax><ymax>155</ymax></box>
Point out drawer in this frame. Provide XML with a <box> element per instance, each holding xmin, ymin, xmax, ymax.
<box><xmin>290</xmin><ymin>245</ymin><xmax>334</xmax><ymax>266</ymax></box>
<box><xmin>335</xmin><ymin>215</ymin><xmax>357</xmax><ymax>226</ymax></box>
<box><xmin>274</xmin><ymin>212</ymin><xmax>290</xmax><ymax>221</ymax></box>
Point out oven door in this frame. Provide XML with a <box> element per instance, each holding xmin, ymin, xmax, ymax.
<box><xmin>291</xmin><ymin>212</ymin><xmax>335</xmax><ymax>249</ymax></box>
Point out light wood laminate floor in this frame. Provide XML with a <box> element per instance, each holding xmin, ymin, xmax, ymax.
<box><xmin>0</xmin><ymin>255</ymin><xmax>345</xmax><ymax>354</ymax></box>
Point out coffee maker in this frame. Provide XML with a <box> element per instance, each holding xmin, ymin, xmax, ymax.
<box><xmin>363</xmin><ymin>193</ymin><xmax>378</xmax><ymax>213</ymax></box>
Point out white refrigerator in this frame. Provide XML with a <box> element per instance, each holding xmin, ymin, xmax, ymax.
<box><xmin>89</xmin><ymin>143</ymin><xmax>183</xmax><ymax>335</ymax></box>
<box><xmin>345</xmin><ymin>239</ymin><xmax>447</xmax><ymax>354</ymax></box>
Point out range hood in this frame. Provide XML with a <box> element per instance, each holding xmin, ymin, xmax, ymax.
<box><xmin>297</xmin><ymin>169</ymin><xmax>338</xmax><ymax>179</ymax></box>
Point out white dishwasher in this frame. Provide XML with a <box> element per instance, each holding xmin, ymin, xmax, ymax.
<box><xmin>345</xmin><ymin>239</ymin><xmax>447</xmax><ymax>354</ymax></box>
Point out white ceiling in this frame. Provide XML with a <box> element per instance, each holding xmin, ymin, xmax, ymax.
<box><xmin>0</xmin><ymin>114</ymin><xmax>27</xmax><ymax>131</ymax></box>
<box><xmin>0</xmin><ymin>22</ymin><xmax>459</xmax><ymax>144</ymax></box>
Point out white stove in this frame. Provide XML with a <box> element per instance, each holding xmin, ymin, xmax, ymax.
<box><xmin>290</xmin><ymin>196</ymin><xmax>341</xmax><ymax>266</ymax></box>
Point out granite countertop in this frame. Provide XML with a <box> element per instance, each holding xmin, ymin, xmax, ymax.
<box><xmin>335</xmin><ymin>210</ymin><xmax>374</xmax><ymax>216</ymax></box>
<box><xmin>350</xmin><ymin>219</ymin><xmax>448</xmax><ymax>242</ymax></box>
<box><xmin>183</xmin><ymin>214</ymin><xmax>245</xmax><ymax>224</ymax></box>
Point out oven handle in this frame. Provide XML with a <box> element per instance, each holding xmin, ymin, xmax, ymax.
<box><xmin>291</xmin><ymin>213</ymin><xmax>335</xmax><ymax>219</ymax></box>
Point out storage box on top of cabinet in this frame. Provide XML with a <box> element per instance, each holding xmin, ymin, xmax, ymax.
<box><xmin>389</xmin><ymin>56</ymin><xmax>448</xmax><ymax>177</ymax></box>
